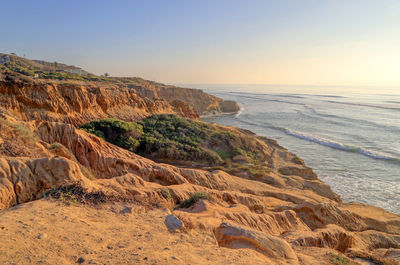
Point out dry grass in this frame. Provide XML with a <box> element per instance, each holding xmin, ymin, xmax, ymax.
<box><xmin>0</xmin><ymin>118</ymin><xmax>37</xmax><ymax>143</ymax></box>
<box><xmin>44</xmin><ymin>184</ymin><xmax>108</xmax><ymax>206</ymax></box>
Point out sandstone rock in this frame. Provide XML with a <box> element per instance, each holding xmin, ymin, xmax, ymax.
<box><xmin>0</xmin><ymin>156</ymin><xmax>93</xmax><ymax>209</ymax></box>
<box><xmin>214</xmin><ymin>222</ymin><xmax>299</xmax><ymax>264</ymax></box>
<box><xmin>293</xmin><ymin>202</ymin><xmax>365</xmax><ymax>231</ymax></box>
<box><xmin>219</xmin><ymin>100</ymin><xmax>240</xmax><ymax>113</ymax></box>
<box><xmin>287</xmin><ymin>224</ymin><xmax>356</xmax><ymax>252</ymax></box>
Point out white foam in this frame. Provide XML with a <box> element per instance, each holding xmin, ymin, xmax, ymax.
<box><xmin>235</xmin><ymin>106</ymin><xmax>245</xmax><ymax>118</ymax></box>
<box><xmin>319</xmin><ymin>171</ymin><xmax>400</xmax><ymax>215</ymax></box>
<box><xmin>285</xmin><ymin>129</ymin><xmax>399</xmax><ymax>161</ymax></box>
<box><xmin>285</xmin><ymin>129</ymin><xmax>350</xmax><ymax>151</ymax></box>
<box><xmin>357</xmin><ymin>148</ymin><xmax>397</xmax><ymax>160</ymax></box>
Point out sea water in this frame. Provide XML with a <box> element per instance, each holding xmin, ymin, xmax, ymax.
<box><xmin>193</xmin><ymin>84</ymin><xmax>400</xmax><ymax>215</ymax></box>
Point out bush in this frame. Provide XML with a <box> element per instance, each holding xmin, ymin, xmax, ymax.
<box><xmin>80</xmin><ymin>114</ymin><xmax>269</xmax><ymax>176</ymax></box>
<box><xmin>79</xmin><ymin>118</ymin><xmax>143</xmax><ymax>152</ymax></box>
<box><xmin>160</xmin><ymin>190</ymin><xmax>171</xmax><ymax>200</ymax></box>
<box><xmin>175</xmin><ymin>192</ymin><xmax>210</xmax><ymax>209</ymax></box>
<box><xmin>216</xmin><ymin>149</ymin><xmax>229</xmax><ymax>160</ymax></box>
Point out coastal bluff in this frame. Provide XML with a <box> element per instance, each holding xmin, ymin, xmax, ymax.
<box><xmin>0</xmin><ymin>55</ymin><xmax>399</xmax><ymax>265</ymax></box>
<box><xmin>132</xmin><ymin>82</ymin><xmax>239</xmax><ymax>115</ymax></box>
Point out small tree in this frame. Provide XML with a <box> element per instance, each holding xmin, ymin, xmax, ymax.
<box><xmin>104</xmin><ymin>73</ymin><xmax>109</xmax><ymax>77</ymax></box>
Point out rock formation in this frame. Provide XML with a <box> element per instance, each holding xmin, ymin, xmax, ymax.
<box><xmin>132</xmin><ymin>82</ymin><xmax>239</xmax><ymax>115</ymax></box>
<box><xmin>0</xmin><ymin>56</ymin><xmax>399</xmax><ymax>264</ymax></box>
<box><xmin>0</xmin><ymin>78</ymin><xmax>199</xmax><ymax>125</ymax></box>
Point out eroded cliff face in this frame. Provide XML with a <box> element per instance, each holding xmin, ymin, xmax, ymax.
<box><xmin>133</xmin><ymin>84</ymin><xmax>239</xmax><ymax>115</ymax></box>
<box><xmin>0</xmin><ymin>79</ymin><xmax>199</xmax><ymax>126</ymax></box>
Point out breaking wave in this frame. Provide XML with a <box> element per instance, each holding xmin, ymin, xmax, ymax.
<box><xmin>285</xmin><ymin>129</ymin><xmax>400</xmax><ymax>161</ymax></box>
<box><xmin>235</xmin><ymin>106</ymin><xmax>245</xmax><ymax>118</ymax></box>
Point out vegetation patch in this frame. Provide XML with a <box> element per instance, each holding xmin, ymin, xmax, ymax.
<box><xmin>80</xmin><ymin>114</ymin><xmax>271</xmax><ymax>178</ymax></box>
<box><xmin>175</xmin><ymin>192</ymin><xmax>210</xmax><ymax>209</ymax></box>
<box><xmin>0</xmin><ymin>119</ymin><xmax>37</xmax><ymax>143</ymax></box>
<box><xmin>48</xmin><ymin>142</ymin><xmax>65</xmax><ymax>150</ymax></box>
<box><xmin>44</xmin><ymin>184</ymin><xmax>108</xmax><ymax>205</ymax></box>
<box><xmin>79</xmin><ymin>118</ymin><xmax>143</xmax><ymax>152</ymax></box>
<box><xmin>1</xmin><ymin>55</ymin><xmax>115</xmax><ymax>82</ymax></box>
<box><xmin>160</xmin><ymin>190</ymin><xmax>171</xmax><ymax>200</ymax></box>
<box><xmin>330</xmin><ymin>252</ymin><xmax>356</xmax><ymax>265</ymax></box>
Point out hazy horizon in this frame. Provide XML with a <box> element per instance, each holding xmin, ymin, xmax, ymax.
<box><xmin>2</xmin><ymin>0</ymin><xmax>400</xmax><ymax>86</ymax></box>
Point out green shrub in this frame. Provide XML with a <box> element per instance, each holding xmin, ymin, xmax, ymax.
<box><xmin>160</xmin><ymin>190</ymin><xmax>171</xmax><ymax>200</ymax></box>
<box><xmin>216</xmin><ymin>149</ymin><xmax>229</xmax><ymax>160</ymax></box>
<box><xmin>79</xmin><ymin>118</ymin><xmax>143</xmax><ymax>152</ymax></box>
<box><xmin>80</xmin><ymin>114</ymin><xmax>269</xmax><ymax>175</ymax></box>
<box><xmin>175</xmin><ymin>192</ymin><xmax>210</xmax><ymax>209</ymax></box>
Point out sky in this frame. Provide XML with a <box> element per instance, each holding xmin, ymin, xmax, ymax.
<box><xmin>1</xmin><ymin>0</ymin><xmax>400</xmax><ymax>86</ymax></box>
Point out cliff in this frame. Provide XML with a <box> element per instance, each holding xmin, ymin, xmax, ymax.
<box><xmin>132</xmin><ymin>82</ymin><xmax>239</xmax><ymax>115</ymax></box>
<box><xmin>0</xmin><ymin>77</ymin><xmax>199</xmax><ymax>125</ymax></box>
<box><xmin>0</xmin><ymin>56</ymin><xmax>399</xmax><ymax>265</ymax></box>
<box><xmin>0</xmin><ymin>53</ymin><xmax>239</xmax><ymax>116</ymax></box>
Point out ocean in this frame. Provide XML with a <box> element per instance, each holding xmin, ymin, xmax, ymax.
<box><xmin>192</xmin><ymin>84</ymin><xmax>400</xmax><ymax>215</ymax></box>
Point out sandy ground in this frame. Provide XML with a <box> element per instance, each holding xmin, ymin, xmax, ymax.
<box><xmin>0</xmin><ymin>199</ymin><xmax>273</xmax><ymax>265</ymax></box>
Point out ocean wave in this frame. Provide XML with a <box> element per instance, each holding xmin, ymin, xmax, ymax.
<box><xmin>232</xmin><ymin>95</ymin><xmax>306</xmax><ymax>106</ymax></box>
<box><xmin>313</xmin><ymin>94</ymin><xmax>345</xmax><ymax>98</ymax></box>
<box><xmin>235</xmin><ymin>106</ymin><xmax>245</xmax><ymax>118</ymax></box>
<box><xmin>301</xmin><ymin>105</ymin><xmax>400</xmax><ymax>132</ymax></box>
<box><xmin>326</xmin><ymin>100</ymin><xmax>400</xmax><ymax>111</ymax></box>
<box><xmin>285</xmin><ymin>129</ymin><xmax>349</xmax><ymax>150</ymax></box>
<box><xmin>236</xmin><ymin>118</ymin><xmax>286</xmax><ymax>132</ymax></box>
<box><xmin>236</xmin><ymin>116</ymin><xmax>400</xmax><ymax>163</ymax></box>
<box><xmin>285</xmin><ymin>129</ymin><xmax>400</xmax><ymax>161</ymax></box>
<box><xmin>273</xmin><ymin>94</ymin><xmax>304</xmax><ymax>99</ymax></box>
<box><xmin>228</xmin><ymin>91</ymin><xmax>305</xmax><ymax>99</ymax></box>
<box><xmin>385</xmin><ymin>100</ymin><xmax>400</xmax><ymax>104</ymax></box>
<box><xmin>228</xmin><ymin>91</ymin><xmax>348</xmax><ymax>100</ymax></box>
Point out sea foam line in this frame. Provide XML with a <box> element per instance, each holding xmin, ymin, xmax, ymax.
<box><xmin>284</xmin><ymin>129</ymin><xmax>399</xmax><ymax>161</ymax></box>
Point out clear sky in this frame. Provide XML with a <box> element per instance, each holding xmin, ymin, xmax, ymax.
<box><xmin>1</xmin><ymin>0</ymin><xmax>400</xmax><ymax>86</ymax></box>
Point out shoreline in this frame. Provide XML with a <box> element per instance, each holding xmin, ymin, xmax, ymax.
<box><xmin>205</xmin><ymin>91</ymin><xmax>400</xmax><ymax>216</ymax></box>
